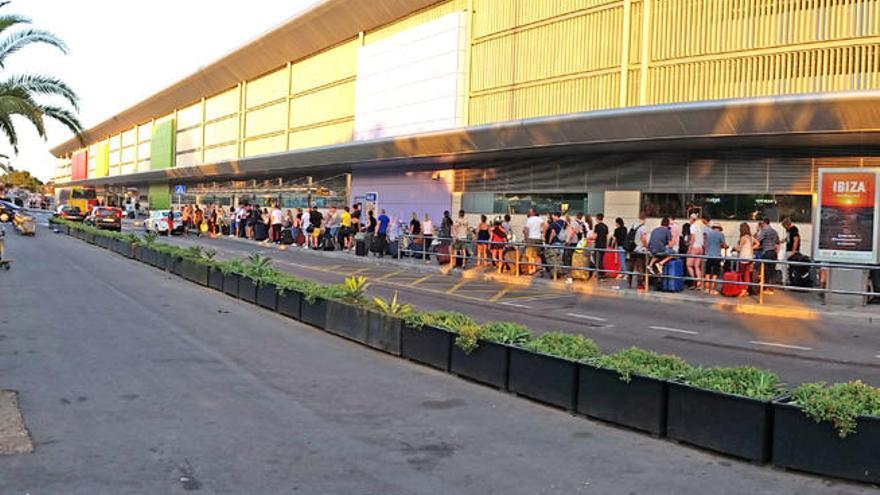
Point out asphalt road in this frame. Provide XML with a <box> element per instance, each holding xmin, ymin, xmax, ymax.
<box><xmin>135</xmin><ymin>226</ymin><xmax>880</xmax><ymax>387</ymax></box>
<box><xmin>1</xmin><ymin>222</ymin><xmax>876</xmax><ymax>494</ymax></box>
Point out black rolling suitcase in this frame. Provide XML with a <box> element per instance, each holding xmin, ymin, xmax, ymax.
<box><xmin>788</xmin><ymin>253</ymin><xmax>814</xmax><ymax>287</ymax></box>
<box><xmin>280</xmin><ymin>228</ymin><xmax>294</xmax><ymax>245</ymax></box>
<box><xmin>221</xmin><ymin>224</ymin><xmax>230</xmax><ymax>236</ymax></box>
<box><xmin>371</xmin><ymin>234</ymin><xmax>386</xmax><ymax>255</ymax></box>
<box><xmin>355</xmin><ymin>232</ymin><xmax>369</xmax><ymax>256</ymax></box>
<box><xmin>253</xmin><ymin>222</ymin><xmax>269</xmax><ymax>241</ymax></box>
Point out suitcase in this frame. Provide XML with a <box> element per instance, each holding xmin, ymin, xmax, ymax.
<box><xmin>280</xmin><ymin>229</ymin><xmax>294</xmax><ymax>245</ymax></box>
<box><xmin>253</xmin><ymin>222</ymin><xmax>268</xmax><ymax>241</ymax></box>
<box><xmin>221</xmin><ymin>224</ymin><xmax>230</xmax><ymax>236</ymax></box>
<box><xmin>721</xmin><ymin>271</ymin><xmax>742</xmax><ymax>297</ymax></box>
<box><xmin>788</xmin><ymin>254</ymin><xmax>813</xmax><ymax>287</ymax></box>
<box><xmin>661</xmin><ymin>258</ymin><xmax>685</xmax><ymax>292</ymax></box>
<box><xmin>370</xmin><ymin>234</ymin><xmax>385</xmax><ymax>254</ymax></box>
<box><xmin>435</xmin><ymin>244</ymin><xmax>451</xmax><ymax>265</ymax></box>
<box><xmin>387</xmin><ymin>238</ymin><xmax>399</xmax><ymax>258</ymax></box>
<box><xmin>602</xmin><ymin>251</ymin><xmax>620</xmax><ymax>277</ymax></box>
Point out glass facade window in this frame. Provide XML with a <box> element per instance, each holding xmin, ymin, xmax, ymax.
<box><xmin>462</xmin><ymin>193</ymin><xmax>588</xmax><ymax>215</ymax></box>
<box><xmin>641</xmin><ymin>193</ymin><xmax>812</xmax><ymax>222</ymax></box>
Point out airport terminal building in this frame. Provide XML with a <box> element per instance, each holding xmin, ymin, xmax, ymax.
<box><xmin>51</xmin><ymin>0</ymin><xmax>880</xmax><ymax>251</ymax></box>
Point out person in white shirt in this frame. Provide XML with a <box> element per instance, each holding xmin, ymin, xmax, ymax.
<box><xmin>270</xmin><ymin>205</ymin><xmax>284</xmax><ymax>244</ymax></box>
<box><xmin>523</xmin><ymin>208</ymin><xmax>545</xmax><ymax>276</ymax></box>
<box><xmin>422</xmin><ymin>213</ymin><xmax>434</xmax><ymax>263</ymax></box>
<box><xmin>686</xmin><ymin>213</ymin><xmax>705</xmax><ymax>289</ymax></box>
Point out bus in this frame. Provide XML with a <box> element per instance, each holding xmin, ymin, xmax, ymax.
<box><xmin>56</xmin><ymin>186</ymin><xmax>98</xmax><ymax>214</ymax></box>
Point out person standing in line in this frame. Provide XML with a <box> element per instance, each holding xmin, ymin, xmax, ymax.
<box><xmin>593</xmin><ymin>213</ymin><xmax>609</xmax><ymax>278</ymax></box>
<box><xmin>167</xmin><ymin>206</ymin><xmax>175</xmax><ymax>234</ymax></box>
<box><xmin>502</xmin><ymin>214</ymin><xmax>513</xmax><ymax>242</ymax></box>
<box><xmin>181</xmin><ymin>205</ymin><xmax>192</xmax><ymax>237</ymax></box>
<box><xmin>194</xmin><ymin>205</ymin><xmax>205</xmax><ymax>238</ymax></box>
<box><xmin>422</xmin><ymin>213</ymin><xmax>434</xmax><ymax>262</ymax></box>
<box><xmin>686</xmin><ymin>213</ymin><xmax>705</xmax><ymax>289</ymax></box>
<box><xmin>270</xmin><ymin>204</ymin><xmax>284</xmax><ymax>244</ymax></box>
<box><xmin>562</xmin><ymin>214</ymin><xmax>579</xmax><ymax>273</ymax></box>
<box><xmin>522</xmin><ymin>208</ymin><xmax>545</xmax><ymax>276</ymax></box>
<box><xmin>735</xmin><ymin>222</ymin><xmax>758</xmax><ymax>297</ymax></box>
<box><xmin>611</xmin><ymin>217</ymin><xmax>628</xmax><ymax>280</ymax></box>
<box><xmin>351</xmin><ymin>202</ymin><xmax>363</xmax><ymax>233</ymax></box>
<box><xmin>325</xmin><ymin>206</ymin><xmax>340</xmax><ymax>249</ymax></box>
<box><xmin>490</xmin><ymin>216</ymin><xmax>508</xmax><ymax>272</ymax></box>
<box><xmin>340</xmin><ymin>206</ymin><xmax>352</xmax><ymax>250</ymax></box>
<box><xmin>367</xmin><ymin>210</ymin><xmax>377</xmax><ymax>234</ymax></box>
<box><xmin>309</xmin><ymin>205</ymin><xmax>323</xmax><ymax>249</ymax></box>
<box><xmin>476</xmin><ymin>214</ymin><xmax>490</xmax><ymax>267</ymax></box>
<box><xmin>628</xmin><ymin>212</ymin><xmax>649</xmax><ymax>289</ymax></box>
<box><xmin>781</xmin><ymin>217</ymin><xmax>801</xmax><ymax>285</ymax></box>
<box><xmin>301</xmin><ymin>207</ymin><xmax>311</xmax><ymax>247</ymax></box>
<box><xmin>756</xmin><ymin>217</ymin><xmax>780</xmax><ymax>294</ymax></box>
<box><xmin>452</xmin><ymin>210</ymin><xmax>471</xmax><ymax>267</ymax></box>
<box><xmin>669</xmin><ymin>215</ymin><xmax>682</xmax><ymax>253</ymax></box>
<box><xmin>440</xmin><ymin>210</ymin><xmax>453</xmax><ymax>243</ymax></box>
<box><xmin>703</xmin><ymin>222</ymin><xmax>727</xmax><ymax>295</ymax></box>
<box><xmin>409</xmin><ymin>212</ymin><xmax>422</xmax><ymax>258</ymax></box>
<box><xmin>375</xmin><ymin>209</ymin><xmax>391</xmax><ymax>257</ymax></box>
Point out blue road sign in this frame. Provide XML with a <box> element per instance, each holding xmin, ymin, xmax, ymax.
<box><xmin>174</xmin><ymin>185</ymin><xmax>186</xmax><ymax>195</ymax></box>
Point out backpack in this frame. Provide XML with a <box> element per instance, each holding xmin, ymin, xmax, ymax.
<box><xmin>624</xmin><ymin>225</ymin><xmax>640</xmax><ymax>252</ymax></box>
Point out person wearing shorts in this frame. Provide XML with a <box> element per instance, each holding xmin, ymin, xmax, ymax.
<box><xmin>703</xmin><ymin>223</ymin><xmax>727</xmax><ymax>295</ymax></box>
<box><xmin>686</xmin><ymin>214</ymin><xmax>705</xmax><ymax>289</ymax></box>
<box><xmin>522</xmin><ymin>208</ymin><xmax>544</xmax><ymax>275</ymax></box>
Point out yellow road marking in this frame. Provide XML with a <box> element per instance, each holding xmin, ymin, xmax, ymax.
<box><xmin>489</xmin><ymin>286</ymin><xmax>515</xmax><ymax>302</ymax></box>
<box><xmin>446</xmin><ymin>280</ymin><xmax>469</xmax><ymax>294</ymax></box>
<box><xmin>410</xmin><ymin>275</ymin><xmax>433</xmax><ymax>286</ymax></box>
<box><xmin>374</xmin><ymin>270</ymin><xmax>402</xmax><ymax>281</ymax></box>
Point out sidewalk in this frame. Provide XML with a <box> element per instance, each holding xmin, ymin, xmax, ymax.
<box><xmin>129</xmin><ymin>220</ymin><xmax>880</xmax><ymax>324</ymax></box>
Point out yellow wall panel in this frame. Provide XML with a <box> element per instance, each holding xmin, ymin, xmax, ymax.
<box><xmin>470</xmin><ymin>71</ymin><xmax>620</xmax><ymax>124</ymax></box>
<box><xmin>365</xmin><ymin>0</ymin><xmax>467</xmax><ymax>44</ymax></box>
<box><xmin>205</xmin><ymin>87</ymin><xmax>240</xmax><ymax>121</ymax></box>
<box><xmin>204</xmin><ymin>144</ymin><xmax>238</xmax><ymax>163</ymax></box>
<box><xmin>204</xmin><ymin>117</ymin><xmax>239</xmax><ymax>146</ymax></box>
<box><xmin>472</xmin><ymin>0</ymin><xmax>621</xmax><ymax>39</ymax></box>
<box><xmin>177</xmin><ymin>101</ymin><xmax>203</xmax><ymax>129</ymax></box>
<box><xmin>176</xmin><ymin>126</ymin><xmax>202</xmax><ymax>152</ymax></box>
<box><xmin>291</xmin><ymin>39</ymin><xmax>358</xmax><ymax>94</ymax></box>
<box><xmin>289</xmin><ymin>81</ymin><xmax>355</xmax><ymax>129</ymax></box>
<box><xmin>288</xmin><ymin>120</ymin><xmax>354</xmax><ymax>151</ymax></box>
<box><xmin>246</xmin><ymin>67</ymin><xmax>288</xmax><ymax>109</ymax></box>
<box><xmin>244</xmin><ymin>134</ymin><xmax>286</xmax><ymax>157</ymax></box>
<box><xmin>245</xmin><ymin>101</ymin><xmax>286</xmax><ymax>138</ymax></box>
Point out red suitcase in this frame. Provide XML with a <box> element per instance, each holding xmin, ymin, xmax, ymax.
<box><xmin>721</xmin><ymin>271</ymin><xmax>742</xmax><ymax>297</ymax></box>
<box><xmin>602</xmin><ymin>251</ymin><xmax>620</xmax><ymax>277</ymax></box>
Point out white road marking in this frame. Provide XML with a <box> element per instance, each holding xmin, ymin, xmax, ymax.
<box><xmin>501</xmin><ymin>302</ymin><xmax>532</xmax><ymax>309</ymax></box>
<box><xmin>567</xmin><ymin>313</ymin><xmax>607</xmax><ymax>322</ymax></box>
<box><xmin>875</xmin><ymin>354</ymin><xmax>880</xmax><ymax>359</ymax></box>
<box><xmin>649</xmin><ymin>326</ymin><xmax>699</xmax><ymax>335</ymax></box>
<box><xmin>749</xmin><ymin>341</ymin><xmax>813</xmax><ymax>351</ymax></box>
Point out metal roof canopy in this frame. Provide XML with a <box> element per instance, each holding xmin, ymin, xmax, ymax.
<box><xmin>65</xmin><ymin>91</ymin><xmax>880</xmax><ymax>188</ymax></box>
<box><xmin>50</xmin><ymin>0</ymin><xmax>439</xmax><ymax>157</ymax></box>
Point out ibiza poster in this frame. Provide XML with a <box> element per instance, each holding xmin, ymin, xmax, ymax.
<box><xmin>815</xmin><ymin>169</ymin><xmax>880</xmax><ymax>263</ymax></box>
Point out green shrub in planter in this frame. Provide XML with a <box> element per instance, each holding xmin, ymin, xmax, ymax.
<box><xmin>592</xmin><ymin>347</ymin><xmax>691</xmax><ymax>382</ymax></box>
<box><xmin>450</xmin><ymin>322</ymin><xmax>530</xmax><ymax>390</ymax></box>
<box><xmin>667</xmin><ymin>366</ymin><xmax>783</xmax><ymax>461</ymax></box>
<box><xmin>791</xmin><ymin>380</ymin><xmax>880</xmax><ymax>438</ymax></box>
<box><xmin>523</xmin><ymin>332</ymin><xmax>600</xmax><ymax>362</ymax></box>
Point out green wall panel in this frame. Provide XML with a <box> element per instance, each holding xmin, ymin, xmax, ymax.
<box><xmin>150</xmin><ymin>120</ymin><xmax>176</xmax><ymax>170</ymax></box>
<box><xmin>149</xmin><ymin>183</ymin><xmax>171</xmax><ymax>210</ymax></box>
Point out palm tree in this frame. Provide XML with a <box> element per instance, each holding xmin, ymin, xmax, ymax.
<box><xmin>0</xmin><ymin>1</ymin><xmax>81</xmax><ymax>152</ymax></box>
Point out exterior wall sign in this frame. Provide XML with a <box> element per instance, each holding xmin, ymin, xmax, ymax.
<box><xmin>814</xmin><ymin>168</ymin><xmax>880</xmax><ymax>264</ymax></box>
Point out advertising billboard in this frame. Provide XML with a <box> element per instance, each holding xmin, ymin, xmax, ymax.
<box><xmin>814</xmin><ymin>168</ymin><xmax>880</xmax><ymax>263</ymax></box>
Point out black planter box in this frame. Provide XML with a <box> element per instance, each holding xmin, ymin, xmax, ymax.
<box><xmin>772</xmin><ymin>401</ymin><xmax>880</xmax><ymax>484</ymax></box>
<box><xmin>256</xmin><ymin>283</ymin><xmax>278</xmax><ymax>310</ymax></box>
<box><xmin>238</xmin><ymin>277</ymin><xmax>258</xmax><ymax>303</ymax></box>
<box><xmin>401</xmin><ymin>324</ymin><xmax>452</xmax><ymax>372</ymax></box>
<box><xmin>667</xmin><ymin>382</ymin><xmax>774</xmax><ymax>462</ymax></box>
<box><xmin>509</xmin><ymin>347</ymin><xmax>577</xmax><ymax>410</ymax></box>
<box><xmin>155</xmin><ymin>252</ymin><xmax>171</xmax><ymax>271</ymax></box>
<box><xmin>208</xmin><ymin>267</ymin><xmax>224</xmax><ymax>291</ymax></box>
<box><xmin>325</xmin><ymin>301</ymin><xmax>368</xmax><ymax>343</ymax></box>
<box><xmin>115</xmin><ymin>240</ymin><xmax>134</xmax><ymax>258</ymax></box>
<box><xmin>182</xmin><ymin>259</ymin><xmax>209</xmax><ymax>286</ymax></box>
<box><xmin>277</xmin><ymin>289</ymin><xmax>302</xmax><ymax>320</ymax></box>
<box><xmin>300</xmin><ymin>297</ymin><xmax>329</xmax><ymax>329</ymax></box>
<box><xmin>223</xmin><ymin>273</ymin><xmax>240</xmax><ymax>298</ymax></box>
<box><xmin>170</xmin><ymin>257</ymin><xmax>185</xmax><ymax>276</ymax></box>
<box><xmin>577</xmin><ymin>365</ymin><xmax>668</xmax><ymax>436</ymax></box>
<box><xmin>365</xmin><ymin>312</ymin><xmax>402</xmax><ymax>356</ymax></box>
<box><xmin>451</xmin><ymin>340</ymin><xmax>509</xmax><ymax>389</ymax></box>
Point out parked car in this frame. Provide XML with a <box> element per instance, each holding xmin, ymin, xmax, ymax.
<box><xmin>144</xmin><ymin>210</ymin><xmax>183</xmax><ymax>236</ymax></box>
<box><xmin>84</xmin><ymin>206</ymin><xmax>123</xmax><ymax>232</ymax></box>
<box><xmin>0</xmin><ymin>199</ymin><xmax>20</xmax><ymax>223</ymax></box>
<box><xmin>56</xmin><ymin>205</ymin><xmax>85</xmax><ymax>222</ymax></box>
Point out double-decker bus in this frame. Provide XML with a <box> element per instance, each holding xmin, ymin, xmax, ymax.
<box><xmin>55</xmin><ymin>186</ymin><xmax>98</xmax><ymax>213</ymax></box>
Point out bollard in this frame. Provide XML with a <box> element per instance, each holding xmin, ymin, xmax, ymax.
<box><xmin>759</xmin><ymin>263</ymin><xmax>765</xmax><ymax>305</ymax></box>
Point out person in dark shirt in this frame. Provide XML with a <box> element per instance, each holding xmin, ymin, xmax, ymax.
<box><xmin>351</xmin><ymin>203</ymin><xmax>363</xmax><ymax>232</ymax></box>
<box><xmin>611</xmin><ymin>217</ymin><xmax>628</xmax><ymax>278</ymax></box>
<box><xmin>647</xmin><ymin>216</ymin><xmax>675</xmax><ymax>275</ymax></box>
<box><xmin>309</xmin><ymin>206</ymin><xmax>323</xmax><ymax>249</ymax></box>
<box><xmin>782</xmin><ymin>217</ymin><xmax>800</xmax><ymax>257</ymax></box>
<box><xmin>593</xmin><ymin>213</ymin><xmax>609</xmax><ymax>278</ymax></box>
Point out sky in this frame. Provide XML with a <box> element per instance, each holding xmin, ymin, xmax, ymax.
<box><xmin>1</xmin><ymin>0</ymin><xmax>321</xmax><ymax>181</ymax></box>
